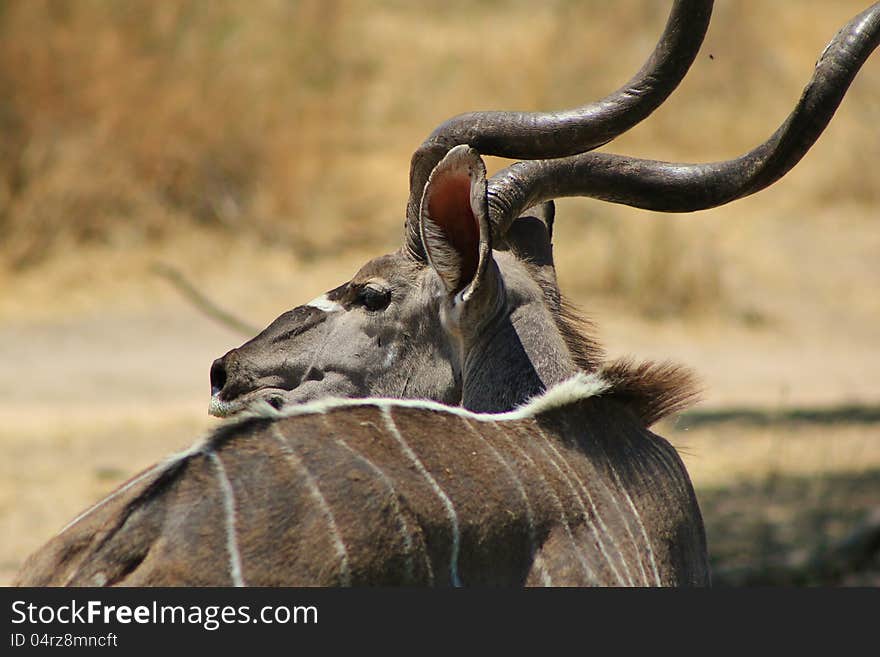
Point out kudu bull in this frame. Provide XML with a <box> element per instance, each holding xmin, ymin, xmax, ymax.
<box><xmin>15</xmin><ymin>0</ymin><xmax>880</xmax><ymax>586</ymax></box>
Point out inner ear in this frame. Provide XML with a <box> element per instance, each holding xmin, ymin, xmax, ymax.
<box><xmin>419</xmin><ymin>146</ymin><xmax>487</xmax><ymax>296</ymax></box>
<box><xmin>425</xmin><ymin>173</ymin><xmax>478</xmax><ymax>290</ymax></box>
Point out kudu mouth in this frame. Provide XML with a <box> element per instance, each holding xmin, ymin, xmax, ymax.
<box><xmin>207</xmin><ymin>303</ymin><xmax>336</xmax><ymax>417</ymax></box>
<box><xmin>208</xmin><ymin>362</ymin><xmax>276</xmax><ymax>417</ymax></box>
<box><xmin>208</xmin><ymin>368</ymin><xmax>349</xmax><ymax>418</ymax></box>
<box><xmin>208</xmin><ymin>355</ymin><xmax>329</xmax><ymax>417</ymax></box>
<box><xmin>208</xmin><ymin>388</ymin><xmax>285</xmax><ymax>417</ymax></box>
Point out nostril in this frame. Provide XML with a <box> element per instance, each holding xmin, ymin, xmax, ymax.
<box><xmin>210</xmin><ymin>358</ymin><xmax>228</xmax><ymax>397</ymax></box>
<box><xmin>304</xmin><ymin>368</ymin><xmax>325</xmax><ymax>383</ymax></box>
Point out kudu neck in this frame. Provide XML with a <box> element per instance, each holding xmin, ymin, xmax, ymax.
<box><xmin>460</xmin><ymin>297</ymin><xmax>579</xmax><ymax>413</ymax></box>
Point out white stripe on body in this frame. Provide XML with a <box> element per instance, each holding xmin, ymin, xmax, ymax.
<box><xmin>380</xmin><ymin>406</ymin><xmax>462</xmax><ymax>587</ymax></box>
<box><xmin>272</xmin><ymin>425</ymin><xmax>352</xmax><ymax>585</ymax></box>
<box><xmin>209</xmin><ymin>451</ymin><xmax>246</xmax><ymax>587</ymax></box>
<box><xmin>459</xmin><ymin>417</ymin><xmax>552</xmax><ymax>586</ymax></box>
<box><xmin>488</xmin><ymin>420</ymin><xmax>596</xmax><ymax>584</ymax></box>
<box><xmin>531</xmin><ymin>425</ymin><xmax>634</xmax><ymax>586</ymax></box>
<box><xmin>606</xmin><ymin>459</ymin><xmax>662</xmax><ymax>586</ymax></box>
<box><xmin>247</xmin><ymin>372</ymin><xmax>609</xmax><ymax>425</ymax></box>
<box><xmin>321</xmin><ymin>415</ymin><xmax>424</xmax><ymax>585</ymax></box>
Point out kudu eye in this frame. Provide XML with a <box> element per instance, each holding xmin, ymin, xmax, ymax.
<box><xmin>359</xmin><ymin>284</ymin><xmax>391</xmax><ymax>312</ymax></box>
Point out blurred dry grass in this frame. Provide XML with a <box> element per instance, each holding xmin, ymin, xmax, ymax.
<box><xmin>0</xmin><ymin>1</ymin><xmax>878</xmax><ymax>585</ymax></box>
<box><xmin>1</xmin><ymin>0</ymin><xmax>878</xmax><ymax>316</ymax></box>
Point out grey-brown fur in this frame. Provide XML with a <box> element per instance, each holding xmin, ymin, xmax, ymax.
<box><xmin>16</xmin><ymin>388</ymin><xmax>708</xmax><ymax>587</ymax></box>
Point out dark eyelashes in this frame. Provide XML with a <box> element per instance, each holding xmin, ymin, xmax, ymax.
<box><xmin>358</xmin><ymin>284</ymin><xmax>392</xmax><ymax>311</ymax></box>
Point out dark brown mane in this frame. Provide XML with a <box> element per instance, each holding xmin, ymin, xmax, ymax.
<box><xmin>529</xmin><ymin>268</ymin><xmax>605</xmax><ymax>373</ymax></box>
<box><xmin>556</xmin><ymin>294</ymin><xmax>605</xmax><ymax>373</ymax></box>
<box><xmin>597</xmin><ymin>358</ymin><xmax>702</xmax><ymax>427</ymax></box>
<box><xmin>529</xmin><ymin>258</ymin><xmax>698</xmax><ymax>426</ymax></box>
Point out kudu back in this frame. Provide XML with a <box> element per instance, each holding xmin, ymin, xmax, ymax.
<box><xmin>17</xmin><ymin>377</ymin><xmax>707</xmax><ymax>587</ymax></box>
<box><xmin>15</xmin><ymin>1</ymin><xmax>880</xmax><ymax>586</ymax></box>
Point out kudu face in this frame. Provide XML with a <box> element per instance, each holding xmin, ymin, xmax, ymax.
<box><xmin>209</xmin><ymin>147</ymin><xmax>567</xmax><ymax>417</ymax></box>
<box><xmin>209</xmin><ymin>251</ymin><xmax>458</xmax><ymax>416</ymax></box>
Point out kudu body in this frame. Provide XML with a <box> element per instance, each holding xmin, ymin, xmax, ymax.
<box><xmin>17</xmin><ymin>377</ymin><xmax>706</xmax><ymax>587</ymax></box>
<box><xmin>15</xmin><ymin>1</ymin><xmax>880</xmax><ymax>586</ymax></box>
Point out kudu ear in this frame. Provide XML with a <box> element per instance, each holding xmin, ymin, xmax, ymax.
<box><xmin>505</xmin><ymin>201</ymin><xmax>556</xmax><ymax>270</ymax></box>
<box><xmin>419</xmin><ymin>145</ymin><xmax>492</xmax><ymax>300</ymax></box>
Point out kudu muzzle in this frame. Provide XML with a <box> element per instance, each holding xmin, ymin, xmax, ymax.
<box><xmin>209</xmin><ymin>305</ymin><xmax>330</xmax><ymax>416</ymax></box>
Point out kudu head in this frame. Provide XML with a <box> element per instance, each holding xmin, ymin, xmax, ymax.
<box><xmin>210</xmin><ymin>0</ymin><xmax>880</xmax><ymax>416</ymax></box>
<box><xmin>210</xmin><ymin>146</ymin><xmax>583</xmax><ymax>416</ymax></box>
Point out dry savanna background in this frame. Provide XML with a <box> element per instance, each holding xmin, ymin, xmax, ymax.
<box><xmin>1</xmin><ymin>0</ymin><xmax>879</xmax><ymax>586</ymax></box>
